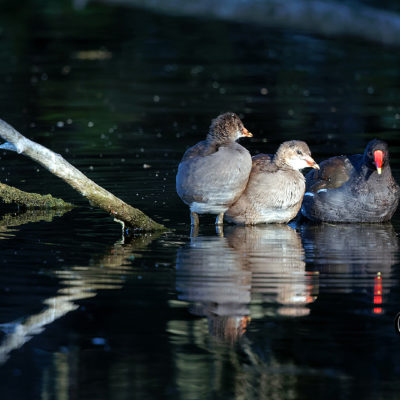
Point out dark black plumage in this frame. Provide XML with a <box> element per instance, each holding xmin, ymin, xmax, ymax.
<box><xmin>301</xmin><ymin>139</ymin><xmax>400</xmax><ymax>222</ymax></box>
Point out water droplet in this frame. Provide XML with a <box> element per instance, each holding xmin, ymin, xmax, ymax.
<box><xmin>164</xmin><ymin>64</ymin><xmax>177</xmax><ymax>72</ymax></box>
<box><xmin>191</xmin><ymin>65</ymin><xmax>204</xmax><ymax>75</ymax></box>
<box><xmin>62</xmin><ymin>65</ymin><xmax>71</xmax><ymax>75</ymax></box>
<box><xmin>92</xmin><ymin>337</ymin><xmax>106</xmax><ymax>346</ymax></box>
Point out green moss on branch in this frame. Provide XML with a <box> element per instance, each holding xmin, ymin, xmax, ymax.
<box><xmin>0</xmin><ymin>182</ymin><xmax>74</xmax><ymax>210</ymax></box>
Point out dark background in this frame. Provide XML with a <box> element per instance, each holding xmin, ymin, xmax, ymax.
<box><xmin>0</xmin><ymin>1</ymin><xmax>399</xmax><ymax>399</ymax></box>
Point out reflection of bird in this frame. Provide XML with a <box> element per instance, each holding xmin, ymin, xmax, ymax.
<box><xmin>175</xmin><ymin>225</ymin><xmax>324</xmax><ymax>341</ymax></box>
<box><xmin>301</xmin><ymin>139</ymin><xmax>400</xmax><ymax>222</ymax></box>
<box><xmin>226</xmin><ymin>225</ymin><xmax>318</xmax><ymax>317</ymax></box>
<box><xmin>300</xmin><ymin>223</ymin><xmax>399</xmax><ymax>273</ymax></box>
<box><xmin>226</xmin><ymin>225</ymin><xmax>305</xmax><ymax>272</ymax></box>
<box><xmin>175</xmin><ymin>234</ymin><xmax>252</xmax><ymax>343</ymax></box>
<box><xmin>226</xmin><ymin>141</ymin><xmax>318</xmax><ymax>225</ymax></box>
<box><xmin>300</xmin><ymin>223</ymin><xmax>399</xmax><ymax>313</ymax></box>
<box><xmin>176</xmin><ymin>112</ymin><xmax>252</xmax><ymax>227</ymax></box>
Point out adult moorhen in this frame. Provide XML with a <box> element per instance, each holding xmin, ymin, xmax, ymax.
<box><xmin>301</xmin><ymin>139</ymin><xmax>400</xmax><ymax>222</ymax></box>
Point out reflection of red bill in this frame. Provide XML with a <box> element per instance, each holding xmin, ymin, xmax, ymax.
<box><xmin>373</xmin><ymin>272</ymin><xmax>383</xmax><ymax>314</ymax></box>
<box><xmin>395</xmin><ymin>312</ymin><xmax>400</xmax><ymax>335</ymax></box>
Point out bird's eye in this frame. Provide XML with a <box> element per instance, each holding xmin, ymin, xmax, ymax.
<box><xmin>296</xmin><ymin>150</ymin><xmax>302</xmax><ymax>155</ymax></box>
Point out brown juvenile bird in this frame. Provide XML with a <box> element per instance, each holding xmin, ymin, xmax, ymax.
<box><xmin>225</xmin><ymin>140</ymin><xmax>319</xmax><ymax>225</ymax></box>
<box><xmin>176</xmin><ymin>112</ymin><xmax>253</xmax><ymax>226</ymax></box>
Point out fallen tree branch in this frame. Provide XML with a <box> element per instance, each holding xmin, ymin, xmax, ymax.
<box><xmin>0</xmin><ymin>119</ymin><xmax>165</xmax><ymax>232</ymax></box>
<box><xmin>0</xmin><ymin>182</ymin><xmax>74</xmax><ymax>210</ymax></box>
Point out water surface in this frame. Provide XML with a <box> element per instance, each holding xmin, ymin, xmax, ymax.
<box><xmin>0</xmin><ymin>1</ymin><xmax>400</xmax><ymax>399</ymax></box>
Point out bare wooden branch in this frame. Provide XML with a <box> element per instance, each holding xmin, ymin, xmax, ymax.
<box><xmin>0</xmin><ymin>119</ymin><xmax>165</xmax><ymax>231</ymax></box>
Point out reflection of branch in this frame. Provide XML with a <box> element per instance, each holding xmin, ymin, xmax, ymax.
<box><xmin>0</xmin><ymin>233</ymin><xmax>161</xmax><ymax>365</ymax></box>
<box><xmin>0</xmin><ymin>295</ymin><xmax>81</xmax><ymax>364</ymax></box>
<box><xmin>85</xmin><ymin>0</ymin><xmax>400</xmax><ymax>46</ymax></box>
<box><xmin>0</xmin><ymin>209</ymin><xmax>72</xmax><ymax>239</ymax></box>
<box><xmin>0</xmin><ymin>119</ymin><xmax>164</xmax><ymax>231</ymax></box>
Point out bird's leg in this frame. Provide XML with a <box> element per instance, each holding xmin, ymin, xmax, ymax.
<box><xmin>215</xmin><ymin>212</ymin><xmax>224</xmax><ymax>225</ymax></box>
<box><xmin>190</xmin><ymin>224</ymin><xmax>199</xmax><ymax>237</ymax></box>
<box><xmin>215</xmin><ymin>224</ymin><xmax>224</xmax><ymax>237</ymax></box>
<box><xmin>190</xmin><ymin>211</ymin><xmax>199</xmax><ymax>227</ymax></box>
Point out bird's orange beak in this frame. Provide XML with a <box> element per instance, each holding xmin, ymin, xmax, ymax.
<box><xmin>306</xmin><ymin>156</ymin><xmax>320</xmax><ymax>170</ymax></box>
<box><xmin>242</xmin><ymin>127</ymin><xmax>253</xmax><ymax>137</ymax></box>
<box><xmin>374</xmin><ymin>150</ymin><xmax>383</xmax><ymax>175</ymax></box>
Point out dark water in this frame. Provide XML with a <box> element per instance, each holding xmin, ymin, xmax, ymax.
<box><xmin>0</xmin><ymin>1</ymin><xmax>400</xmax><ymax>399</ymax></box>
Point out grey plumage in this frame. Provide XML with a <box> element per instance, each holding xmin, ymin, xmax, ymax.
<box><xmin>226</xmin><ymin>140</ymin><xmax>318</xmax><ymax>225</ymax></box>
<box><xmin>176</xmin><ymin>112</ymin><xmax>253</xmax><ymax>225</ymax></box>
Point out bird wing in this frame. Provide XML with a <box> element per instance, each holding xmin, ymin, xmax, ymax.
<box><xmin>305</xmin><ymin>155</ymin><xmax>358</xmax><ymax>192</ymax></box>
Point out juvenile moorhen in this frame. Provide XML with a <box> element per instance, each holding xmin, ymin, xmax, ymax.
<box><xmin>225</xmin><ymin>140</ymin><xmax>319</xmax><ymax>225</ymax></box>
<box><xmin>176</xmin><ymin>112</ymin><xmax>253</xmax><ymax>226</ymax></box>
